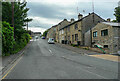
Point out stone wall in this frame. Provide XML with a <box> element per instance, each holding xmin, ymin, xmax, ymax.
<box><xmin>92</xmin><ymin>23</ymin><xmax>120</xmax><ymax>54</ymax></box>
<box><xmin>81</xmin><ymin>13</ymin><xmax>105</xmax><ymax>46</ymax></box>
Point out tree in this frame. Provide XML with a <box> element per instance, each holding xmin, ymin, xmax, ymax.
<box><xmin>43</xmin><ymin>30</ymin><xmax>48</xmax><ymax>38</ymax></box>
<box><xmin>2</xmin><ymin>2</ymin><xmax>32</xmax><ymax>39</ymax></box>
<box><xmin>114</xmin><ymin>6</ymin><xmax>120</xmax><ymax>22</ymax></box>
<box><xmin>2</xmin><ymin>1</ymin><xmax>32</xmax><ymax>56</ymax></box>
<box><xmin>2</xmin><ymin>21</ymin><xmax>15</xmax><ymax>55</ymax></box>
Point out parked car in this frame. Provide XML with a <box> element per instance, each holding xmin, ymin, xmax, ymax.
<box><xmin>41</xmin><ymin>36</ymin><xmax>45</xmax><ymax>39</ymax></box>
<box><xmin>35</xmin><ymin>36</ymin><xmax>38</xmax><ymax>39</ymax></box>
<box><xmin>48</xmin><ymin>38</ymin><xmax>54</xmax><ymax>44</ymax></box>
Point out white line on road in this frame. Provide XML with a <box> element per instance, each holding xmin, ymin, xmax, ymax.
<box><xmin>61</xmin><ymin>56</ymin><xmax>106</xmax><ymax>79</ymax></box>
<box><xmin>48</xmin><ymin>49</ymin><xmax>54</xmax><ymax>55</ymax></box>
<box><xmin>49</xmin><ymin>49</ymin><xmax>52</xmax><ymax>53</ymax></box>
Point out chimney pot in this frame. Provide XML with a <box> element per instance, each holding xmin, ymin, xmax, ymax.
<box><xmin>64</xmin><ymin>19</ymin><xmax>67</xmax><ymax>21</ymax></box>
<box><xmin>107</xmin><ymin>18</ymin><xmax>111</xmax><ymax>22</ymax></box>
<box><xmin>78</xmin><ymin>13</ymin><xmax>83</xmax><ymax>20</ymax></box>
<box><xmin>71</xmin><ymin>18</ymin><xmax>74</xmax><ymax>23</ymax></box>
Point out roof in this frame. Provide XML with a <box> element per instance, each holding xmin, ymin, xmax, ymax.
<box><xmin>60</xmin><ymin>12</ymin><xmax>105</xmax><ymax>30</ymax></box>
<box><xmin>102</xmin><ymin>22</ymin><xmax>120</xmax><ymax>27</ymax></box>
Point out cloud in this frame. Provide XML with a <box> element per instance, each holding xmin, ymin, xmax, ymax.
<box><xmin>26</xmin><ymin>0</ymin><xmax>119</xmax><ymax>33</ymax></box>
<box><xmin>28</xmin><ymin>16</ymin><xmax>61</xmax><ymax>27</ymax></box>
<box><xmin>27</xmin><ymin>0</ymin><xmax>120</xmax><ymax>3</ymax></box>
<box><xmin>29</xmin><ymin>27</ymin><xmax>46</xmax><ymax>34</ymax></box>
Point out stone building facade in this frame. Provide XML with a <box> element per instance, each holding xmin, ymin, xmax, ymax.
<box><xmin>59</xmin><ymin>12</ymin><xmax>105</xmax><ymax>46</ymax></box>
<box><xmin>46</xmin><ymin>19</ymin><xmax>70</xmax><ymax>42</ymax></box>
<box><xmin>57</xmin><ymin>19</ymin><xmax>70</xmax><ymax>43</ymax></box>
<box><xmin>46</xmin><ymin>26</ymin><xmax>56</xmax><ymax>40</ymax></box>
<box><xmin>92</xmin><ymin>22</ymin><xmax>120</xmax><ymax>54</ymax></box>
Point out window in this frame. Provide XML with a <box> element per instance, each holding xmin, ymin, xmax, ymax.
<box><xmin>68</xmin><ymin>36</ymin><xmax>70</xmax><ymax>41</ymax></box>
<box><xmin>67</xmin><ymin>27</ymin><xmax>70</xmax><ymax>32</ymax></box>
<box><xmin>104</xmin><ymin>45</ymin><xmax>108</xmax><ymax>48</ymax></box>
<box><xmin>75</xmin><ymin>34</ymin><xmax>78</xmax><ymax>41</ymax></box>
<box><xmin>74</xmin><ymin>24</ymin><xmax>78</xmax><ymax>29</ymax></box>
<box><xmin>54</xmin><ymin>28</ymin><xmax>56</xmax><ymax>31</ymax></box>
<box><xmin>93</xmin><ymin>31</ymin><xmax>97</xmax><ymax>37</ymax></box>
<box><xmin>62</xmin><ymin>36</ymin><xmax>64</xmax><ymax>40</ymax></box>
<box><xmin>62</xmin><ymin>29</ymin><xmax>64</xmax><ymax>34</ymax></box>
<box><xmin>101</xmin><ymin>29</ymin><xmax>108</xmax><ymax>36</ymax></box>
<box><xmin>72</xmin><ymin>35</ymin><xmax>74</xmax><ymax>42</ymax></box>
<box><xmin>65</xmin><ymin>36</ymin><xmax>66</xmax><ymax>40</ymax></box>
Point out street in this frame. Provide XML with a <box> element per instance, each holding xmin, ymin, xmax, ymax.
<box><xmin>3</xmin><ymin>37</ymin><xmax>118</xmax><ymax>79</ymax></box>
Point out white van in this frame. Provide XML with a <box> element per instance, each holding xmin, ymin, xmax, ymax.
<box><xmin>48</xmin><ymin>38</ymin><xmax>54</xmax><ymax>44</ymax></box>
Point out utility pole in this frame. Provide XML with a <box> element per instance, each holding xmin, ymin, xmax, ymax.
<box><xmin>118</xmin><ymin>1</ymin><xmax>120</xmax><ymax>7</ymax></box>
<box><xmin>26</xmin><ymin>18</ymin><xmax>28</xmax><ymax>31</ymax></box>
<box><xmin>77</xmin><ymin>7</ymin><xmax>78</xmax><ymax>15</ymax></box>
<box><xmin>92</xmin><ymin>0</ymin><xmax>94</xmax><ymax>23</ymax></box>
<box><xmin>92</xmin><ymin>0</ymin><xmax>94</xmax><ymax>13</ymax></box>
<box><xmin>83</xmin><ymin>10</ymin><xmax>85</xmax><ymax>17</ymax></box>
<box><xmin>12</xmin><ymin>1</ymin><xmax>15</xmax><ymax>38</ymax></box>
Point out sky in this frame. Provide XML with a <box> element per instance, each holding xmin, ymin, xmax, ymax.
<box><xmin>26</xmin><ymin>0</ymin><xmax>120</xmax><ymax>34</ymax></box>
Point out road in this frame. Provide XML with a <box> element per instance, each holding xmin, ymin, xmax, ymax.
<box><xmin>3</xmin><ymin>37</ymin><xmax>118</xmax><ymax>79</ymax></box>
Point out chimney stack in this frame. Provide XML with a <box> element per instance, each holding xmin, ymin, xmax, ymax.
<box><xmin>78</xmin><ymin>13</ymin><xmax>83</xmax><ymax>20</ymax></box>
<box><xmin>64</xmin><ymin>19</ymin><xmax>67</xmax><ymax>21</ymax></box>
<box><xmin>71</xmin><ymin>18</ymin><xmax>74</xmax><ymax>23</ymax></box>
<box><xmin>107</xmin><ymin>18</ymin><xmax>111</xmax><ymax>22</ymax></box>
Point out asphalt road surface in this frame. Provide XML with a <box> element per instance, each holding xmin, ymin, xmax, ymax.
<box><xmin>4</xmin><ymin>37</ymin><xmax>118</xmax><ymax>79</ymax></box>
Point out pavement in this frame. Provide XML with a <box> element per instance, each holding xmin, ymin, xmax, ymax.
<box><xmin>56</xmin><ymin>42</ymin><xmax>101</xmax><ymax>55</ymax></box>
<box><xmin>1</xmin><ymin>41</ymin><xmax>31</xmax><ymax>74</ymax></box>
<box><xmin>89</xmin><ymin>54</ymin><xmax>120</xmax><ymax>62</ymax></box>
<box><xmin>1</xmin><ymin>37</ymin><xmax>118</xmax><ymax>79</ymax></box>
<box><xmin>56</xmin><ymin>42</ymin><xmax>120</xmax><ymax>62</ymax></box>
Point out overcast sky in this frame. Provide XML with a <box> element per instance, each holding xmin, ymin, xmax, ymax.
<box><xmin>26</xmin><ymin>0</ymin><xmax>119</xmax><ymax>33</ymax></box>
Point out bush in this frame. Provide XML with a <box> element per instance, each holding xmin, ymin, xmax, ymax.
<box><xmin>71</xmin><ymin>44</ymin><xmax>77</xmax><ymax>47</ymax></box>
<box><xmin>2</xmin><ymin>21</ymin><xmax>15</xmax><ymax>56</ymax></box>
<box><xmin>2</xmin><ymin>21</ymin><xmax>31</xmax><ymax>56</ymax></box>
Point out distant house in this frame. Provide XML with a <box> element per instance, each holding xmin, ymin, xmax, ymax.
<box><xmin>46</xmin><ymin>26</ymin><xmax>56</xmax><ymax>40</ymax></box>
<box><xmin>92</xmin><ymin>22</ymin><xmax>120</xmax><ymax>54</ymax></box>
<box><xmin>59</xmin><ymin>12</ymin><xmax>105</xmax><ymax>46</ymax></box>
<box><xmin>57</xmin><ymin>19</ymin><xmax>71</xmax><ymax>43</ymax></box>
<box><xmin>47</xmin><ymin>19</ymin><xmax>70</xmax><ymax>42</ymax></box>
<box><xmin>33</xmin><ymin>32</ymin><xmax>41</xmax><ymax>36</ymax></box>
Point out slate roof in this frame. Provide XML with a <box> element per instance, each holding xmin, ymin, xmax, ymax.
<box><xmin>59</xmin><ymin>12</ymin><xmax>105</xmax><ymax>30</ymax></box>
<box><xmin>102</xmin><ymin>22</ymin><xmax>120</xmax><ymax>27</ymax></box>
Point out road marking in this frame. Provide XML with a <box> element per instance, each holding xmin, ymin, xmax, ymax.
<box><xmin>1</xmin><ymin>57</ymin><xmax>22</xmax><ymax>80</ymax></box>
<box><xmin>48</xmin><ymin>49</ymin><xmax>54</xmax><ymax>55</ymax></box>
<box><xmin>49</xmin><ymin>49</ymin><xmax>52</xmax><ymax>53</ymax></box>
<box><xmin>61</xmin><ymin>56</ymin><xmax>106</xmax><ymax>79</ymax></box>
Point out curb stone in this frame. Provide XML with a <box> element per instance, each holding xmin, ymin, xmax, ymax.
<box><xmin>1</xmin><ymin>41</ymin><xmax>32</xmax><ymax>75</ymax></box>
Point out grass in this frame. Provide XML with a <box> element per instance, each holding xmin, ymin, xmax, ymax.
<box><xmin>70</xmin><ymin>44</ymin><xmax>90</xmax><ymax>50</ymax></box>
<box><xmin>2</xmin><ymin>41</ymin><xmax>28</xmax><ymax>56</ymax></box>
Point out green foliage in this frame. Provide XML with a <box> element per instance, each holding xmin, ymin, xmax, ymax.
<box><xmin>112</xmin><ymin>20</ymin><xmax>117</xmax><ymax>22</ymax></box>
<box><xmin>71</xmin><ymin>44</ymin><xmax>77</xmax><ymax>47</ymax></box>
<box><xmin>2</xmin><ymin>21</ymin><xmax>31</xmax><ymax>56</ymax></box>
<box><xmin>43</xmin><ymin>30</ymin><xmax>48</xmax><ymax>38</ymax></box>
<box><xmin>2</xmin><ymin>2</ymin><xmax>32</xmax><ymax>28</ymax></box>
<box><xmin>2</xmin><ymin>2</ymin><xmax>32</xmax><ymax>56</ymax></box>
<box><xmin>2</xmin><ymin>21</ymin><xmax>15</xmax><ymax>56</ymax></box>
<box><xmin>114</xmin><ymin>6</ymin><xmax>120</xmax><ymax>22</ymax></box>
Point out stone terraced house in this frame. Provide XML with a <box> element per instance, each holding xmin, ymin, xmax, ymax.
<box><xmin>46</xmin><ymin>19</ymin><xmax>70</xmax><ymax>42</ymax></box>
<box><xmin>92</xmin><ymin>22</ymin><xmax>120</xmax><ymax>54</ymax></box>
<box><xmin>59</xmin><ymin>12</ymin><xmax>105</xmax><ymax>46</ymax></box>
